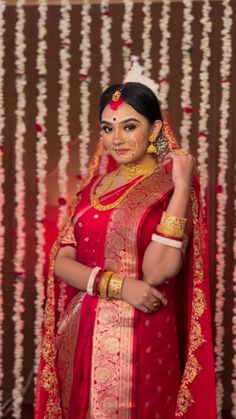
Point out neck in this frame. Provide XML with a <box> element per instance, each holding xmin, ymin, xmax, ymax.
<box><xmin>120</xmin><ymin>155</ymin><xmax>156</xmax><ymax>168</ymax></box>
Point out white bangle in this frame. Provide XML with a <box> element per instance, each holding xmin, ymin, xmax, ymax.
<box><xmin>87</xmin><ymin>266</ymin><xmax>101</xmax><ymax>296</ymax></box>
<box><xmin>151</xmin><ymin>233</ymin><xmax>183</xmax><ymax>249</ymax></box>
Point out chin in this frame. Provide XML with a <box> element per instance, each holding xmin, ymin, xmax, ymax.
<box><xmin>112</xmin><ymin>154</ymin><xmax>138</xmax><ymax>165</ymax></box>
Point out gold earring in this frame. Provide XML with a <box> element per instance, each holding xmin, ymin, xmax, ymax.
<box><xmin>147</xmin><ymin>134</ymin><xmax>157</xmax><ymax>154</ymax></box>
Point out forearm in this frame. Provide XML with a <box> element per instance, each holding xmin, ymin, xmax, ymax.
<box><xmin>54</xmin><ymin>250</ymin><xmax>93</xmax><ymax>290</ymax></box>
<box><xmin>142</xmin><ymin>185</ymin><xmax>190</xmax><ymax>285</ymax></box>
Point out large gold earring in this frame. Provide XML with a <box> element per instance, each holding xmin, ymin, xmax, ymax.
<box><xmin>147</xmin><ymin>134</ymin><xmax>157</xmax><ymax>154</ymax></box>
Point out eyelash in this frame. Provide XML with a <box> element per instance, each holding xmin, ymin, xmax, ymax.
<box><xmin>101</xmin><ymin>124</ymin><xmax>136</xmax><ymax>133</ymax></box>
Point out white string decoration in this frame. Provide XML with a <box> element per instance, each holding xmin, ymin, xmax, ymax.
<box><xmin>121</xmin><ymin>0</ymin><xmax>134</xmax><ymax>76</ymax></box>
<box><xmin>158</xmin><ymin>0</ymin><xmax>171</xmax><ymax>111</ymax></box>
<box><xmin>197</xmin><ymin>0</ymin><xmax>212</xmax><ymax>209</ymax></box>
<box><xmin>57</xmin><ymin>0</ymin><xmax>71</xmax><ymax>227</ymax></box>
<box><xmin>34</xmin><ymin>0</ymin><xmax>48</xmax><ymax>383</ymax></box>
<box><xmin>57</xmin><ymin>0</ymin><xmax>72</xmax><ymax>316</ymax></box>
<box><xmin>12</xmin><ymin>0</ymin><xmax>26</xmax><ymax>417</ymax></box>
<box><xmin>0</xmin><ymin>0</ymin><xmax>5</xmax><ymax>415</ymax></box>
<box><xmin>215</xmin><ymin>0</ymin><xmax>233</xmax><ymax>416</ymax></box>
<box><xmin>141</xmin><ymin>0</ymin><xmax>152</xmax><ymax>77</ymax></box>
<box><xmin>179</xmin><ymin>0</ymin><xmax>194</xmax><ymax>151</ymax></box>
<box><xmin>100</xmin><ymin>1</ymin><xmax>112</xmax><ymax>92</ymax></box>
<box><xmin>78</xmin><ymin>1</ymin><xmax>91</xmax><ymax>178</ymax></box>
<box><xmin>99</xmin><ymin>1</ymin><xmax>112</xmax><ymax>175</ymax></box>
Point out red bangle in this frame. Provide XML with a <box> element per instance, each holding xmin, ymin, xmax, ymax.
<box><xmin>154</xmin><ymin>230</ymin><xmax>183</xmax><ymax>242</ymax></box>
<box><xmin>93</xmin><ymin>269</ymin><xmax>104</xmax><ymax>296</ymax></box>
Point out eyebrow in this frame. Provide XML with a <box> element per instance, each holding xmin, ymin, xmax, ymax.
<box><xmin>101</xmin><ymin>117</ymin><xmax>141</xmax><ymax>125</ymax></box>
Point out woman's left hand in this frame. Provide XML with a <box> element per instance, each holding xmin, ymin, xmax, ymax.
<box><xmin>162</xmin><ymin>149</ymin><xmax>194</xmax><ymax>191</ymax></box>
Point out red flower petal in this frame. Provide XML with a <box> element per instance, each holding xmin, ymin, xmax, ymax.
<box><xmin>184</xmin><ymin>107</ymin><xmax>193</xmax><ymax>114</ymax></box>
<box><xmin>58</xmin><ymin>197</ymin><xmax>67</xmax><ymax>206</ymax></box>
<box><xmin>216</xmin><ymin>185</ymin><xmax>223</xmax><ymax>194</ymax></box>
<box><xmin>35</xmin><ymin>123</ymin><xmax>43</xmax><ymax>133</ymax></box>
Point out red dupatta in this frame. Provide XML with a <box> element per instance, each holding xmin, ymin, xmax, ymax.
<box><xmin>35</xmin><ymin>168</ymin><xmax>216</xmax><ymax>418</ymax></box>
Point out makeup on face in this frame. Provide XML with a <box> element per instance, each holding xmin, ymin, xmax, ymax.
<box><xmin>101</xmin><ymin>102</ymin><xmax>154</xmax><ymax>165</ymax></box>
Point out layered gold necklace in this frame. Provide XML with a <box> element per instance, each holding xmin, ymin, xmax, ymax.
<box><xmin>90</xmin><ymin>160</ymin><xmax>157</xmax><ymax>211</ymax></box>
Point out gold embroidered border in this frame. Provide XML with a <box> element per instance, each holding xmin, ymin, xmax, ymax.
<box><xmin>90</xmin><ymin>171</ymin><xmax>174</xmax><ymax>418</ymax></box>
<box><xmin>40</xmin><ymin>197</ymin><xmax>80</xmax><ymax>419</ymax></box>
<box><xmin>56</xmin><ymin>292</ymin><xmax>85</xmax><ymax>417</ymax></box>
<box><xmin>175</xmin><ymin>188</ymin><xmax>208</xmax><ymax>417</ymax></box>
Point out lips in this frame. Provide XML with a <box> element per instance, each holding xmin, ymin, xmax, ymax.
<box><xmin>115</xmin><ymin>148</ymin><xmax>131</xmax><ymax>155</ymax></box>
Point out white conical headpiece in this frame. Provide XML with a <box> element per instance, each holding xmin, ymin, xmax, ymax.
<box><xmin>123</xmin><ymin>56</ymin><xmax>159</xmax><ymax>99</ymax></box>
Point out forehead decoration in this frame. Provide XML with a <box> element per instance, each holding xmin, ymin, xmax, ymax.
<box><xmin>109</xmin><ymin>89</ymin><xmax>123</xmax><ymax>111</ymax></box>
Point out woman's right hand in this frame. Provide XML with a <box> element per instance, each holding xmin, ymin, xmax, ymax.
<box><xmin>121</xmin><ymin>278</ymin><xmax>168</xmax><ymax>313</ymax></box>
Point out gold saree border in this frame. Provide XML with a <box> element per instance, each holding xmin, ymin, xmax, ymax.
<box><xmin>175</xmin><ymin>188</ymin><xmax>208</xmax><ymax>417</ymax></box>
<box><xmin>56</xmin><ymin>291</ymin><xmax>85</xmax><ymax>417</ymax></box>
<box><xmin>40</xmin><ymin>197</ymin><xmax>79</xmax><ymax>419</ymax></box>
<box><xmin>90</xmin><ymin>171</ymin><xmax>174</xmax><ymax>418</ymax></box>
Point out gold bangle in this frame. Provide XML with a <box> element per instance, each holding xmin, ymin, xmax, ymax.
<box><xmin>107</xmin><ymin>274</ymin><xmax>125</xmax><ymax>300</ymax></box>
<box><xmin>156</xmin><ymin>211</ymin><xmax>187</xmax><ymax>239</ymax></box>
<box><xmin>98</xmin><ymin>271</ymin><xmax>113</xmax><ymax>299</ymax></box>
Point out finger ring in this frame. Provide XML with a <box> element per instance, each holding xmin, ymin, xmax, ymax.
<box><xmin>174</xmin><ymin>148</ymin><xmax>189</xmax><ymax>156</ymax></box>
<box><xmin>152</xmin><ymin>299</ymin><xmax>161</xmax><ymax>309</ymax></box>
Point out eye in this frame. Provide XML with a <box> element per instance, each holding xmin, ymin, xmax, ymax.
<box><xmin>101</xmin><ymin>125</ymin><xmax>112</xmax><ymax>133</ymax></box>
<box><xmin>124</xmin><ymin>124</ymin><xmax>136</xmax><ymax>132</ymax></box>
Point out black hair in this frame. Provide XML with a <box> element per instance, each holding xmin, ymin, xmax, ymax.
<box><xmin>99</xmin><ymin>82</ymin><xmax>163</xmax><ymax>125</ymax></box>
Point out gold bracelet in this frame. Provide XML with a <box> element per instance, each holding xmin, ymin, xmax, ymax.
<box><xmin>98</xmin><ymin>271</ymin><xmax>113</xmax><ymax>299</ymax></box>
<box><xmin>156</xmin><ymin>211</ymin><xmax>187</xmax><ymax>239</ymax></box>
<box><xmin>107</xmin><ymin>274</ymin><xmax>125</xmax><ymax>300</ymax></box>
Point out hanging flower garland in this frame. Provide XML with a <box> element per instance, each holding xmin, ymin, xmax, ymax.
<box><xmin>57</xmin><ymin>0</ymin><xmax>71</xmax><ymax>227</ymax></box>
<box><xmin>141</xmin><ymin>0</ymin><xmax>152</xmax><ymax>77</ymax></box>
<box><xmin>232</xmin><ymin>192</ymin><xmax>236</xmax><ymax>418</ymax></box>
<box><xmin>99</xmin><ymin>1</ymin><xmax>112</xmax><ymax>175</ymax></box>
<box><xmin>100</xmin><ymin>1</ymin><xmax>112</xmax><ymax>92</ymax></box>
<box><xmin>197</xmin><ymin>0</ymin><xmax>212</xmax><ymax>209</ymax></box>
<box><xmin>78</xmin><ymin>1</ymin><xmax>91</xmax><ymax>178</ymax></box>
<box><xmin>12</xmin><ymin>0</ymin><xmax>26</xmax><ymax>417</ymax></box>
<box><xmin>0</xmin><ymin>0</ymin><xmax>5</xmax><ymax>415</ymax></box>
<box><xmin>56</xmin><ymin>0</ymin><xmax>72</xmax><ymax>316</ymax></box>
<box><xmin>34</xmin><ymin>0</ymin><xmax>48</xmax><ymax>382</ymax></box>
<box><xmin>158</xmin><ymin>0</ymin><xmax>171</xmax><ymax>111</ymax></box>
<box><xmin>179</xmin><ymin>0</ymin><xmax>194</xmax><ymax>151</ymax></box>
<box><xmin>121</xmin><ymin>0</ymin><xmax>134</xmax><ymax>76</ymax></box>
<box><xmin>215</xmin><ymin>0</ymin><xmax>233</xmax><ymax>415</ymax></box>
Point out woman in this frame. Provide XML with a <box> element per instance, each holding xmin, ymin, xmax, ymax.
<box><xmin>35</xmin><ymin>81</ymin><xmax>216</xmax><ymax>418</ymax></box>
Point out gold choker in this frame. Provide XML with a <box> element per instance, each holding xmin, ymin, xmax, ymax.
<box><xmin>120</xmin><ymin>160</ymin><xmax>157</xmax><ymax>182</ymax></box>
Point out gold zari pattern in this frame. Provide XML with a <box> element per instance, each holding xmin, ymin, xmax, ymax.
<box><xmin>175</xmin><ymin>188</ymin><xmax>208</xmax><ymax>417</ymax></box>
<box><xmin>90</xmin><ymin>171</ymin><xmax>174</xmax><ymax>417</ymax></box>
<box><xmin>39</xmin><ymin>198</ymin><xmax>80</xmax><ymax>418</ymax></box>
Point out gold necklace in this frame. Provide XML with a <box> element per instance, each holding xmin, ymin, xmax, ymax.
<box><xmin>90</xmin><ymin>163</ymin><xmax>156</xmax><ymax>212</ymax></box>
<box><xmin>120</xmin><ymin>160</ymin><xmax>157</xmax><ymax>182</ymax></box>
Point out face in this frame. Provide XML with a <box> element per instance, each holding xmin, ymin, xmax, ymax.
<box><xmin>101</xmin><ymin>102</ymin><xmax>161</xmax><ymax>165</ymax></box>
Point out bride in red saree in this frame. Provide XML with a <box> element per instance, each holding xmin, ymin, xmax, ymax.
<box><xmin>35</xmin><ymin>76</ymin><xmax>216</xmax><ymax>418</ymax></box>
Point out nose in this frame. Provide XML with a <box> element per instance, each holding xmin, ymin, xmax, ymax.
<box><xmin>112</xmin><ymin>128</ymin><xmax>124</xmax><ymax>145</ymax></box>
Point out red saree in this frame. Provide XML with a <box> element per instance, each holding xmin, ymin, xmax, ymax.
<box><xmin>35</xmin><ymin>168</ymin><xmax>216</xmax><ymax>419</ymax></box>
